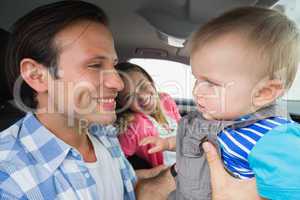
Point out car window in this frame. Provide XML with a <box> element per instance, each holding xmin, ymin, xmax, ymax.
<box><xmin>129</xmin><ymin>58</ymin><xmax>195</xmax><ymax>99</ymax></box>
<box><xmin>284</xmin><ymin>73</ymin><xmax>300</xmax><ymax>101</ymax></box>
<box><xmin>131</xmin><ymin>1</ymin><xmax>300</xmax><ymax>102</ymax></box>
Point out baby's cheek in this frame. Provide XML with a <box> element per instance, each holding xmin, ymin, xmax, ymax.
<box><xmin>208</xmin><ymin>100</ymin><xmax>221</xmax><ymax>113</ymax></box>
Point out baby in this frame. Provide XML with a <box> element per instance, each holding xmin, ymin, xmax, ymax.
<box><xmin>142</xmin><ymin>6</ymin><xmax>300</xmax><ymax>200</ymax></box>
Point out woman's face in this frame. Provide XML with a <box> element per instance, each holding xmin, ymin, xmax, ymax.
<box><xmin>118</xmin><ymin>70</ymin><xmax>158</xmax><ymax>115</ymax></box>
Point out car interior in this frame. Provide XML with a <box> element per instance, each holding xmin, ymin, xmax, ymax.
<box><xmin>0</xmin><ymin>0</ymin><xmax>299</xmax><ymax>169</ymax></box>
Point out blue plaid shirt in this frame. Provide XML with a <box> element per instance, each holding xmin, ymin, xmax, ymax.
<box><xmin>0</xmin><ymin>113</ymin><xmax>137</xmax><ymax>200</ymax></box>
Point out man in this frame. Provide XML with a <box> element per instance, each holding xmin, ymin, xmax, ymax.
<box><xmin>0</xmin><ymin>1</ymin><xmax>261</xmax><ymax>199</ymax></box>
<box><xmin>1</xmin><ymin>1</ymin><xmax>136</xmax><ymax>199</ymax></box>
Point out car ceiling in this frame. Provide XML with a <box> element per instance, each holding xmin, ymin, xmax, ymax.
<box><xmin>0</xmin><ymin>0</ymin><xmax>279</xmax><ymax>64</ymax></box>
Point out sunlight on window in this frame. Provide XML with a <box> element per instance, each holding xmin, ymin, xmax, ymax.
<box><xmin>129</xmin><ymin>58</ymin><xmax>195</xmax><ymax>99</ymax></box>
<box><xmin>283</xmin><ymin>72</ymin><xmax>300</xmax><ymax>101</ymax></box>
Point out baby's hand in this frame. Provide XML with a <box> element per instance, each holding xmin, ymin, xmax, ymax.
<box><xmin>139</xmin><ymin>136</ymin><xmax>170</xmax><ymax>154</ymax></box>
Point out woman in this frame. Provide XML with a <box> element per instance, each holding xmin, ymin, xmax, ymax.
<box><xmin>115</xmin><ymin>62</ymin><xmax>180</xmax><ymax>167</ymax></box>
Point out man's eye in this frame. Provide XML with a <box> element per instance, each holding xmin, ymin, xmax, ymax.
<box><xmin>88</xmin><ymin>64</ymin><xmax>102</xmax><ymax>69</ymax></box>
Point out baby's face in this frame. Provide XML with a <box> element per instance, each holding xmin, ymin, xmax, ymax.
<box><xmin>190</xmin><ymin>33</ymin><xmax>267</xmax><ymax>120</ymax></box>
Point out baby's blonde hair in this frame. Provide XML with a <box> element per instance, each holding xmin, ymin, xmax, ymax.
<box><xmin>191</xmin><ymin>6</ymin><xmax>300</xmax><ymax>90</ymax></box>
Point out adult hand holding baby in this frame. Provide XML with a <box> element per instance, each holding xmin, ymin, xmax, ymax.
<box><xmin>203</xmin><ymin>142</ymin><xmax>263</xmax><ymax>200</ymax></box>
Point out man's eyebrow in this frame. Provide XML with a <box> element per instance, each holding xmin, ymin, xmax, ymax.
<box><xmin>87</xmin><ymin>56</ymin><xmax>118</xmax><ymax>63</ymax></box>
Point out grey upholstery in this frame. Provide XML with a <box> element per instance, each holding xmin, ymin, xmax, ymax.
<box><xmin>0</xmin><ymin>28</ymin><xmax>25</xmax><ymax>131</ymax></box>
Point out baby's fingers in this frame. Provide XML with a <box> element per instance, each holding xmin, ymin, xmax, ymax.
<box><xmin>139</xmin><ymin>136</ymin><xmax>157</xmax><ymax>146</ymax></box>
<box><xmin>148</xmin><ymin>145</ymin><xmax>163</xmax><ymax>154</ymax></box>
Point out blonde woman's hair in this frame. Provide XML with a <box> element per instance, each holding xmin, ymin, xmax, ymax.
<box><xmin>115</xmin><ymin>62</ymin><xmax>168</xmax><ymax>133</ymax></box>
<box><xmin>190</xmin><ymin>6</ymin><xmax>300</xmax><ymax>90</ymax></box>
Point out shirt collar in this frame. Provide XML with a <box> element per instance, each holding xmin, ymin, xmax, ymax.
<box><xmin>19</xmin><ymin>113</ymin><xmax>118</xmax><ymax>174</ymax></box>
<box><xmin>19</xmin><ymin>113</ymin><xmax>73</xmax><ymax>174</ymax></box>
<box><xmin>88</xmin><ymin>123</ymin><xmax>118</xmax><ymax>138</ymax></box>
<box><xmin>234</xmin><ymin>114</ymin><xmax>251</xmax><ymax>122</ymax></box>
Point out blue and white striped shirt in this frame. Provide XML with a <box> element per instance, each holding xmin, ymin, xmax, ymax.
<box><xmin>218</xmin><ymin>116</ymin><xmax>293</xmax><ymax>179</ymax></box>
<box><xmin>0</xmin><ymin>113</ymin><xmax>137</xmax><ymax>200</ymax></box>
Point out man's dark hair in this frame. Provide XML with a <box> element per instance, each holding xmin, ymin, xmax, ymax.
<box><xmin>5</xmin><ymin>0</ymin><xmax>109</xmax><ymax>109</ymax></box>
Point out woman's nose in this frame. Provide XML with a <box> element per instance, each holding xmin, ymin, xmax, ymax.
<box><xmin>144</xmin><ymin>84</ymin><xmax>155</xmax><ymax>95</ymax></box>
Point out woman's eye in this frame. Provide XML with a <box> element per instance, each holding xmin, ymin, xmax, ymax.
<box><xmin>143</xmin><ymin>82</ymin><xmax>153</xmax><ymax>89</ymax></box>
<box><xmin>140</xmin><ymin>83</ymin><xmax>147</xmax><ymax>90</ymax></box>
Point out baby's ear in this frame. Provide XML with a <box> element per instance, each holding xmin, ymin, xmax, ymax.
<box><xmin>252</xmin><ymin>79</ymin><xmax>284</xmax><ymax>107</ymax></box>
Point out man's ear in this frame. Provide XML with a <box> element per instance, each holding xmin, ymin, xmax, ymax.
<box><xmin>252</xmin><ymin>79</ymin><xmax>284</xmax><ymax>107</ymax></box>
<box><xmin>20</xmin><ymin>58</ymin><xmax>49</xmax><ymax>93</ymax></box>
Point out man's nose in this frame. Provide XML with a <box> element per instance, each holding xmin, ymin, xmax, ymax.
<box><xmin>103</xmin><ymin>69</ymin><xmax>124</xmax><ymax>92</ymax></box>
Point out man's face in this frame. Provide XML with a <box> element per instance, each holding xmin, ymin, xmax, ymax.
<box><xmin>47</xmin><ymin>21</ymin><xmax>124</xmax><ymax>125</ymax></box>
<box><xmin>190</xmin><ymin>33</ymin><xmax>266</xmax><ymax>120</ymax></box>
